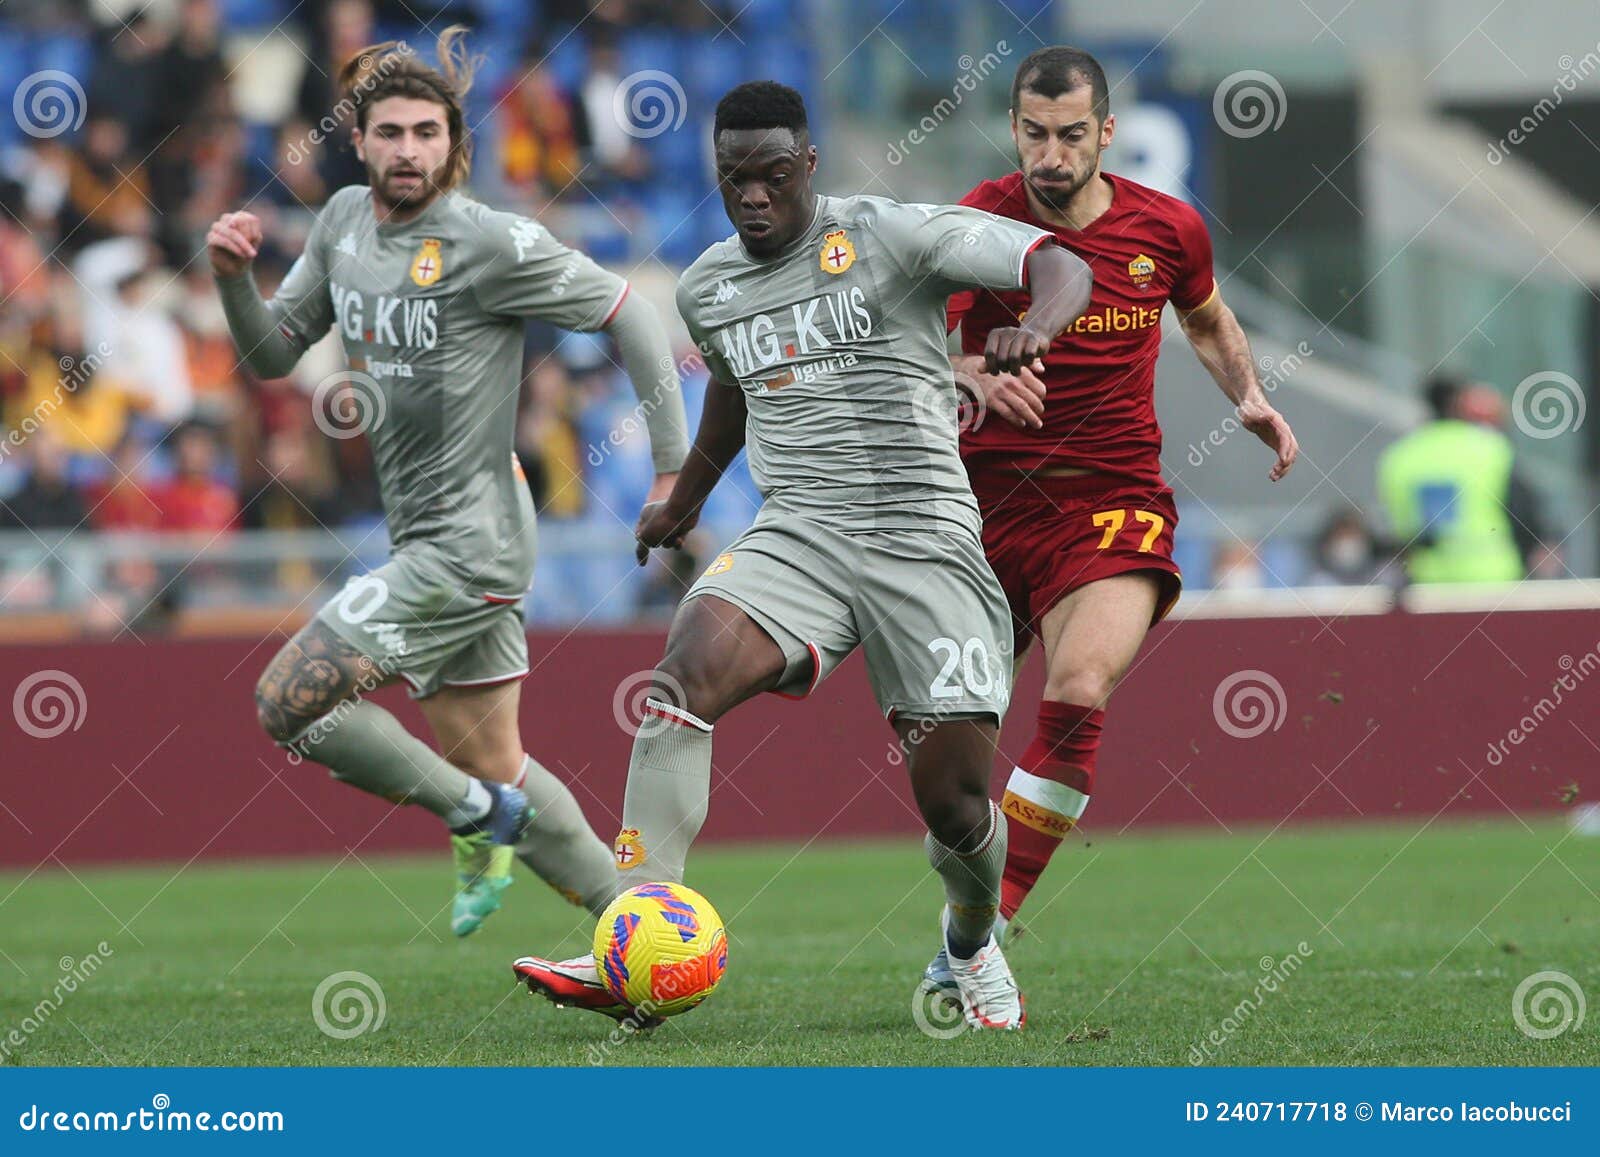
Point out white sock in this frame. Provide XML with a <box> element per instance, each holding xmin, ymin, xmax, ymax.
<box><xmin>443</xmin><ymin>778</ymin><xmax>493</xmax><ymax>830</ymax></box>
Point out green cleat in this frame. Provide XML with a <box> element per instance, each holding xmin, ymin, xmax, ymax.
<box><xmin>450</xmin><ymin>783</ymin><xmax>531</xmax><ymax>937</ymax></box>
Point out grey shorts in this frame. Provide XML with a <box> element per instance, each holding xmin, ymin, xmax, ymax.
<box><xmin>686</xmin><ymin>510</ymin><xmax>1013</xmax><ymax>722</ymax></box>
<box><xmin>315</xmin><ymin>543</ymin><xmax>530</xmax><ymax>700</ymax></box>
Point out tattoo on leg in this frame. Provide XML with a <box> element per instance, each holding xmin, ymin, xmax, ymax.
<box><xmin>255</xmin><ymin>621</ymin><xmax>372</xmax><ymax>743</ymax></box>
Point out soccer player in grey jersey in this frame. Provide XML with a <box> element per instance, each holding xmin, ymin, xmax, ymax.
<box><xmin>513</xmin><ymin>82</ymin><xmax>1093</xmax><ymax>1031</ymax></box>
<box><xmin>207</xmin><ymin>30</ymin><xmax>689</xmax><ymax>936</ymax></box>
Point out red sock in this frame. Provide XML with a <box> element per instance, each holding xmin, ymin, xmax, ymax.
<box><xmin>999</xmin><ymin>700</ymin><xmax>1103</xmax><ymax>919</ymax></box>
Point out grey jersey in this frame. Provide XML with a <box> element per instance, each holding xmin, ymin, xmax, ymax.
<box><xmin>676</xmin><ymin>194</ymin><xmax>1049</xmax><ymax>534</ymax></box>
<box><xmin>267</xmin><ymin>185</ymin><xmax>629</xmax><ymax>595</ymax></box>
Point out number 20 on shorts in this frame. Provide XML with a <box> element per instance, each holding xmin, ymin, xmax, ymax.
<box><xmin>1090</xmin><ymin>508</ymin><xmax>1166</xmax><ymax>553</ymax></box>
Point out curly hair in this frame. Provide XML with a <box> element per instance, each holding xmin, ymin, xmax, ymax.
<box><xmin>338</xmin><ymin>25</ymin><xmax>480</xmax><ymax>191</ymax></box>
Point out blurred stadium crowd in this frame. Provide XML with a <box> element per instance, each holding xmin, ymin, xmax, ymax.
<box><xmin>0</xmin><ymin>0</ymin><xmax>780</xmax><ymax>625</ymax></box>
<box><xmin>0</xmin><ymin>0</ymin><xmax>1570</xmax><ymax>633</ymax></box>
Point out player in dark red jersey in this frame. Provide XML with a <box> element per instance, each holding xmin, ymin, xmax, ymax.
<box><xmin>924</xmin><ymin>46</ymin><xmax>1299</xmax><ymax>993</ymax></box>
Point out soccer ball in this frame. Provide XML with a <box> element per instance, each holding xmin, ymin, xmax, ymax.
<box><xmin>592</xmin><ymin>882</ymin><xmax>728</xmax><ymax>1017</ymax></box>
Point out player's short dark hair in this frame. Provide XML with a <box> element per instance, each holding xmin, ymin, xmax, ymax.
<box><xmin>714</xmin><ymin>81</ymin><xmax>809</xmax><ymax>140</ymax></box>
<box><xmin>1012</xmin><ymin>46</ymin><xmax>1110</xmax><ymax>122</ymax></box>
<box><xmin>1424</xmin><ymin>372</ymin><xmax>1467</xmax><ymax>419</ymax></box>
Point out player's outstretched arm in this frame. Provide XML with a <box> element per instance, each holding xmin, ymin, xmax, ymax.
<box><xmin>602</xmin><ymin>291</ymin><xmax>690</xmax><ymax>499</ymax></box>
<box><xmin>1179</xmin><ymin>292</ymin><xmax>1298</xmax><ymax>481</ymax></box>
<box><xmin>208</xmin><ymin>210</ymin><xmax>314</xmax><ymax>380</ymax></box>
<box><xmin>982</xmin><ymin>244</ymin><xmax>1094</xmax><ymax>375</ymax></box>
<box><xmin>634</xmin><ymin>377</ymin><xmax>747</xmax><ymax>565</ymax></box>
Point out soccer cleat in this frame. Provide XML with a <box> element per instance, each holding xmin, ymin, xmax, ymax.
<box><xmin>919</xmin><ymin>948</ymin><xmax>960</xmax><ymax>1012</ymax></box>
<box><xmin>941</xmin><ymin>907</ymin><xmax>1026</xmax><ymax>1031</ymax></box>
<box><xmin>450</xmin><ymin>783</ymin><xmax>532</xmax><ymax>937</ymax></box>
<box><xmin>511</xmin><ymin>953</ymin><xmax>663</xmax><ymax>1027</ymax></box>
<box><xmin>918</xmin><ymin>910</ymin><xmax>1008</xmax><ymax>1014</ymax></box>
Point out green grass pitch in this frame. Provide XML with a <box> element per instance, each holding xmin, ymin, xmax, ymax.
<box><xmin>2</xmin><ymin>818</ymin><xmax>1596</xmax><ymax>1066</ymax></box>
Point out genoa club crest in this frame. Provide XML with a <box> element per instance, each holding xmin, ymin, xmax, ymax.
<box><xmin>410</xmin><ymin>238</ymin><xmax>444</xmax><ymax>287</ymax></box>
<box><xmin>819</xmin><ymin>230</ymin><xmax>855</xmax><ymax>275</ymax></box>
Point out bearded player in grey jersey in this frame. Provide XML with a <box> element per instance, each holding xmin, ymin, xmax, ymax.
<box><xmin>513</xmin><ymin>82</ymin><xmax>1093</xmax><ymax>1031</ymax></box>
<box><xmin>207</xmin><ymin>29</ymin><xmax>689</xmax><ymax>936</ymax></box>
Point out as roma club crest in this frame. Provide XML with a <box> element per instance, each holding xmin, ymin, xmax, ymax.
<box><xmin>410</xmin><ymin>238</ymin><xmax>444</xmax><ymax>287</ymax></box>
<box><xmin>1127</xmin><ymin>253</ymin><xmax>1156</xmax><ymax>288</ymax></box>
<box><xmin>820</xmin><ymin>229</ymin><xmax>855</xmax><ymax>275</ymax></box>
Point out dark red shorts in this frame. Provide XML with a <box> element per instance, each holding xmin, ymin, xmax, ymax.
<box><xmin>968</xmin><ymin>470</ymin><xmax>1183</xmax><ymax>650</ymax></box>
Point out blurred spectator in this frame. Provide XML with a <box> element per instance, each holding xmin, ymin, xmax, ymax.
<box><xmin>75</xmin><ymin>237</ymin><xmax>194</xmax><ymax>427</ymax></box>
<box><xmin>87</xmin><ymin>437</ymin><xmax>161</xmax><ymax>532</ymax></box>
<box><xmin>13</xmin><ymin>312</ymin><xmax>131</xmax><ymax>460</ymax></box>
<box><xmin>1377</xmin><ymin>374</ymin><xmax>1536</xmax><ymax>584</ymax></box>
<box><xmin>0</xmin><ymin>430</ymin><xmax>86</xmax><ymax>530</ymax></box>
<box><xmin>174</xmin><ymin>265</ymin><xmax>244</xmax><ymax>425</ymax></box>
<box><xmin>241</xmin><ymin>428</ymin><xmax>339</xmax><ymax>531</ymax></box>
<box><xmin>151</xmin><ymin>422</ymin><xmax>238</xmax><ymax>534</ymax></box>
<box><xmin>1452</xmin><ymin>380</ymin><xmax>1557</xmax><ymax>575</ymax></box>
<box><xmin>519</xmin><ymin>360</ymin><xmax>586</xmax><ymax>517</ymax></box>
<box><xmin>1210</xmin><ymin>539</ymin><xmax>1266</xmax><ymax>591</ymax></box>
<box><xmin>500</xmin><ymin>55</ymin><xmax>585</xmax><ymax>198</ymax></box>
<box><xmin>295</xmin><ymin>0</ymin><xmax>377</xmax><ymax>193</ymax></box>
<box><xmin>259</xmin><ymin>120</ymin><xmax>329</xmax><ymax>212</ymax></box>
<box><xmin>62</xmin><ymin>117</ymin><xmax>152</xmax><ymax>246</ymax></box>
<box><xmin>579</xmin><ymin>39</ymin><xmax>653</xmax><ymax>185</ymax></box>
<box><xmin>1304</xmin><ymin>507</ymin><xmax>1385</xmax><ymax>586</ymax></box>
<box><xmin>85</xmin><ymin>11</ymin><xmax>168</xmax><ymax>153</ymax></box>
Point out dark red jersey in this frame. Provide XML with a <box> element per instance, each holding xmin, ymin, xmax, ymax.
<box><xmin>948</xmin><ymin>171</ymin><xmax>1216</xmax><ymax>485</ymax></box>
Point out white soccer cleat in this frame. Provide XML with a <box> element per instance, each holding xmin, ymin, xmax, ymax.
<box><xmin>941</xmin><ymin>907</ymin><xmax>1026</xmax><ymax>1031</ymax></box>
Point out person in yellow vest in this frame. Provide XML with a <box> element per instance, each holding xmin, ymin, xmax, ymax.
<box><xmin>1377</xmin><ymin>374</ymin><xmax>1534</xmax><ymax>583</ymax></box>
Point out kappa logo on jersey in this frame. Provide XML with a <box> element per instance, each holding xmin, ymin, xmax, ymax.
<box><xmin>710</xmin><ymin>278</ymin><xmax>741</xmax><ymax>305</ymax></box>
<box><xmin>331</xmin><ymin>283</ymin><xmax>439</xmax><ymax>350</ymax></box>
<box><xmin>410</xmin><ymin>238</ymin><xmax>444</xmax><ymax>287</ymax></box>
<box><xmin>508</xmin><ymin>218</ymin><xmax>546</xmax><ymax>262</ymax></box>
<box><xmin>704</xmin><ymin>553</ymin><xmax>734</xmax><ymax>576</ymax></box>
<box><xmin>819</xmin><ymin>229</ymin><xmax>856</xmax><ymax>274</ymax></box>
<box><xmin>336</xmin><ymin>231</ymin><xmax>358</xmax><ymax>258</ymax></box>
<box><xmin>613</xmin><ymin>829</ymin><xmax>646</xmax><ymax>870</ymax></box>
<box><xmin>712</xmin><ymin>285</ymin><xmax>874</xmax><ymax>383</ymax></box>
<box><xmin>1127</xmin><ymin>253</ymin><xmax>1156</xmax><ymax>287</ymax></box>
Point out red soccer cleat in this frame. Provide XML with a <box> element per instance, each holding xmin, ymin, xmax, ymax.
<box><xmin>511</xmin><ymin>954</ymin><xmax>663</xmax><ymax>1027</ymax></box>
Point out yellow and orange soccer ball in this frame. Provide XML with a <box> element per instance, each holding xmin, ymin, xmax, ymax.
<box><xmin>592</xmin><ymin>882</ymin><xmax>728</xmax><ymax>1017</ymax></box>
